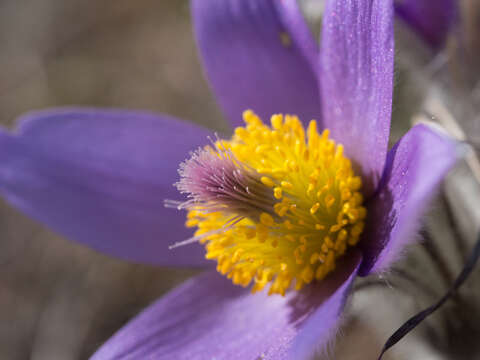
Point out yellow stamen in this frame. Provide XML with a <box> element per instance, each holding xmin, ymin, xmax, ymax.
<box><xmin>261</xmin><ymin>176</ymin><xmax>275</xmax><ymax>187</ymax></box>
<box><xmin>184</xmin><ymin>110</ymin><xmax>367</xmax><ymax>296</ymax></box>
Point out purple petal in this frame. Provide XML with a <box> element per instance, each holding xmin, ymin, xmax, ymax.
<box><xmin>359</xmin><ymin>124</ymin><xmax>460</xmax><ymax>275</ymax></box>
<box><xmin>319</xmin><ymin>0</ymin><xmax>394</xmax><ymax>195</ymax></box>
<box><xmin>395</xmin><ymin>0</ymin><xmax>456</xmax><ymax>48</ymax></box>
<box><xmin>0</xmin><ymin>108</ymin><xmax>213</xmax><ymax>266</ymax></box>
<box><xmin>91</xmin><ymin>252</ymin><xmax>362</xmax><ymax>360</ymax></box>
<box><xmin>192</xmin><ymin>0</ymin><xmax>321</xmax><ymax>128</ymax></box>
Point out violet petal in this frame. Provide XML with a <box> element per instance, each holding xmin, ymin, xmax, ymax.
<box><xmin>192</xmin><ymin>0</ymin><xmax>321</xmax><ymax>128</ymax></box>
<box><xmin>319</xmin><ymin>0</ymin><xmax>394</xmax><ymax>195</ymax></box>
<box><xmin>359</xmin><ymin>124</ymin><xmax>460</xmax><ymax>275</ymax></box>
<box><xmin>395</xmin><ymin>0</ymin><xmax>456</xmax><ymax>48</ymax></box>
<box><xmin>91</xmin><ymin>252</ymin><xmax>361</xmax><ymax>360</ymax></box>
<box><xmin>0</xmin><ymin>108</ymin><xmax>213</xmax><ymax>266</ymax></box>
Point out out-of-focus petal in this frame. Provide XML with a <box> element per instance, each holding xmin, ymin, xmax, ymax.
<box><xmin>395</xmin><ymin>0</ymin><xmax>456</xmax><ymax>48</ymax></box>
<box><xmin>91</xmin><ymin>252</ymin><xmax>362</xmax><ymax>360</ymax></box>
<box><xmin>192</xmin><ymin>0</ymin><xmax>321</xmax><ymax>128</ymax></box>
<box><xmin>359</xmin><ymin>124</ymin><xmax>460</xmax><ymax>275</ymax></box>
<box><xmin>275</xmin><ymin>0</ymin><xmax>319</xmax><ymax>70</ymax></box>
<box><xmin>319</xmin><ymin>0</ymin><xmax>394</xmax><ymax>195</ymax></box>
<box><xmin>0</xmin><ymin>108</ymin><xmax>213</xmax><ymax>266</ymax></box>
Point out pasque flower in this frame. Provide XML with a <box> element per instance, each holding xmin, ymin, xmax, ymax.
<box><xmin>0</xmin><ymin>0</ymin><xmax>460</xmax><ymax>359</ymax></box>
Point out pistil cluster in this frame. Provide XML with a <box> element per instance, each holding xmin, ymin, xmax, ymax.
<box><xmin>176</xmin><ymin>110</ymin><xmax>366</xmax><ymax>295</ymax></box>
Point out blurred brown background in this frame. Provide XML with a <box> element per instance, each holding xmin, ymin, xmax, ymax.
<box><xmin>0</xmin><ymin>1</ymin><xmax>222</xmax><ymax>359</ymax></box>
<box><xmin>1</xmin><ymin>1</ymin><xmax>478</xmax><ymax>359</ymax></box>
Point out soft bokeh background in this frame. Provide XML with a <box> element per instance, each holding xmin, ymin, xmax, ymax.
<box><xmin>1</xmin><ymin>1</ymin><xmax>479</xmax><ymax>359</ymax></box>
<box><xmin>0</xmin><ymin>2</ymin><xmax>216</xmax><ymax>359</ymax></box>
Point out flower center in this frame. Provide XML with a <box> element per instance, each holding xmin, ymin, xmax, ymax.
<box><xmin>176</xmin><ymin>110</ymin><xmax>366</xmax><ymax>296</ymax></box>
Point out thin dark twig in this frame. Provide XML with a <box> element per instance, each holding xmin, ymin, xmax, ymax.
<box><xmin>377</xmin><ymin>232</ymin><xmax>480</xmax><ymax>360</ymax></box>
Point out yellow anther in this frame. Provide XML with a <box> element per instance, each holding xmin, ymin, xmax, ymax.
<box><xmin>251</xmin><ymin>282</ymin><xmax>266</xmax><ymax>293</ymax></box>
<box><xmin>294</xmin><ymin>140</ymin><xmax>303</xmax><ymax>155</ymax></box>
<box><xmin>325</xmin><ymin>251</ymin><xmax>335</xmax><ymax>271</ymax></box>
<box><xmin>260</xmin><ymin>213</ymin><xmax>275</xmax><ymax>227</ymax></box>
<box><xmin>272</xmin><ymin>168</ymin><xmax>287</xmax><ymax>176</ymax></box>
<box><xmin>185</xmin><ymin>219</ymin><xmax>199</xmax><ymax>227</ymax></box>
<box><xmin>325</xmin><ymin>194</ymin><xmax>336</xmax><ymax>208</ymax></box>
<box><xmin>341</xmin><ymin>188</ymin><xmax>352</xmax><ymax>201</ymax></box>
<box><xmin>310</xmin><ymin>202</ymin><xmax>321</xmax><ymax>215</ymax></box>
<box><xmin>281</xmin><ymin>181</ymin><xmax>293</xmax><ymax>190</ymax></box>
<box><xmin>232</xmin><ymin>249</ymin><xmax>244</xmax><ymax>263</ymax></box>
<box><xmin>275</xmin><ymin>146</ymin><xmax>286</xmax><ymax>158</ymax></box>
<box><xmin>294</xmin><ymin>248</ymin><xmax>304</xmax><ymax>264</ymax></box>
<box><xmin>330</xmin><ymin>224</ymin><xmax>342</xmax><ymax>233</ymax></box>
<box><xmin>307</xmin><ymin>183</ymin><xmax>315</xmax><ymax>197</ymax></box>
<box><xmin>261</xmin><ymin>176</ymin><xmax>275</xmax><ymax>187</ymax></box>
<box><xmin>351</xmin><ymin>222</ymin><xmax>365</xmax><ymax>237</ymax></box>
<box><xmin>300</xmin><ymin>235</ymin><xmax>308</xmax><ymax>245</ymax></box>
<box><xmin>295</xmin><ymin>279</ymin><xmax>305</xmax><ymax>291</ymax></box>
<box><xmin>315</xmin><ymin>224</ymin><xmax>326</xmax><ymax>230</ymax></box>
<box><xmin>274</xmin><ymin>203</ymin><xmax>288</xmax><ymax>217</ymax></box>
<box><xmin>244</xmin><ymin>227</ymin><xmax>256</xmax><ymax>239</ymax></box>
<box><xmin>335</xmin><ymin>144</ymin><xmax>344</xmax><ymax>158</ymax></box>
<box><xmin>301</xmin><ymin>266</ymin><xmax>314</xmax><ymax>283</ymax></box>
<box><xmin>270</xmin><ymin>114</ymin><xmax>283</xmax><ymax>129</ymax></box>
<box><xmin>347</xmin><ymin>209</ymin><xmax>359</xmax><ymax>222</ymax></box>
<box><xmin>285</xmin><ymin>234</ymin><xmax>296</xmax><ymax>242</ymax></box>
<box><xmin>256</xmin><ymin>224</ymin><xmax>268</xmax><ymax>243</ymax></box>
<box><xmin>184</xmin><ymin>111</ymin><xmax>366</xmax><ymax>296</ymax></box>
<box><xmin>348</xmin><ymin>176</ymin><xmax>362</xmax><ymax>190</ymax></box>
<box><xmin>324</xmin><ymin>236</ymin><xmax>334</xmax><ymax>248</ymax></box>
<box><xmin>274</xmin><ymin>187</ymin><xmax>283</xmax><ymax>199</ymax></box>
<box><xmin>321</xmin><ymin>243</ymin><xmax>329</xmax><ymax>253</ymax></box>
<box><xmin>187</xmin><ymin>210</ymin><xmax>199</xmax><ymax>218</ymax></box>
<box><xmin>337</xmin><ymin>229</ymin><xmax>348</xmax><ymax>243</ymax></box>
<box><xmin>219</xmin><ymin>259</ymin><xmax>232</xmax><ymax>274</ymax></box>
<box><xmin>307</xmin><ymin>120</ymin><xmax>318</xmax><ymax>146</ymax></box>
<box><xmin>321</xmin><ymin>128</ymin><xmax>330</xmax><ymax>140</ymax></box>
<box><xmin>283</xmin><ymin>133</ymin><xmax>292</xmax><ymax>145</ymax></box>
<box><xmin>336</xmin><ymin>168</ymin><xmax>348</xmax><ymax>179</ymax></box>
<box><xmin>301</xmin><ymin>144</ymin><xmax>309</xmax><ymax>158</ymax></box>
<box><xmin>278</xmin><ymin>207</ymin><xmax>289</xmax><ymax>217</ymax></box>
<box><xmin>242</xmin><ymin>109</ymin><xmax>260</xmax><ymax>125</ymax></box>
<box><xmin>286</xmin><ymin>160</ymin><xmax>299</xmax><ymax>172</ymax></box>
<box><xmin>255</xmin><ymin>144</ymin><xmax>270</xmax><ymax>154</ymax></box>
<box><xmin>335</xmin><ymin>241</ymin><xmax>347</xmax><ymax>255</ymax></box>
